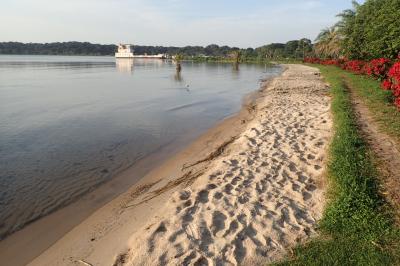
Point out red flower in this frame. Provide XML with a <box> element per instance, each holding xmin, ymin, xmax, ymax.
<box><xmin>388</xmin><ymin>62</ymin><xmax>400</xmax><ymax>83</ymax></box>
<box><xmin>344</xmin><ymin>60</ymin><xmax>366</xmax><ymax>74</ymax></box>
<box><xmin>393</xmin><ymin>85</ymin><xmax>400</xmax><ymax>97</ymax></box>
<box><xmin>395</xmin><ymin>97</ymin><xmax>400</xmax><ymax>108</ymax></box>
<box><xmin>381</xmin><ymin>79</ymin><xmax>393</xmax><ymax>90</ymax></box>
<box><xmin>364</xmin><ymin>58</ymin><xmax>391</xmax><ymax>79</ymax></box>
<box><xmin>303</xmin><ymin>57</ymin><xmax>321</xmax><ymax>64</ymax></box>
<box><xmin>363</xmin><ymin>63</ymin><xmax>373</xmax><ymax>76</ymax></box>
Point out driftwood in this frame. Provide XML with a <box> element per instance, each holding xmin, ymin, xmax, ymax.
<box><xmin>182</xmin><ymin>136</ymin><xmax>237</xmax><ymax>171</ymax></box>
<box><xmin>77</xmin><ymin>259</ymin><xmax>93</xmax><ymax>266</ymax></box>
<box><xmin>123</xmin><ymin>169</ymin><xmax>204</xmax><ymax>209</ymax></box>
<box><xmin>122</xmin><ymin>136</ymin><xmax>238</xmax><ymax>209</ymax></box>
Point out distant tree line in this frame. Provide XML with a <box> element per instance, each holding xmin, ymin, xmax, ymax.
<box><xmin>0</xmin><ymin>42</ymin><xmax>116</xmax><ymax>56</ymax></box>
<box><xmin>0</xmin><ymin>39</ymin><xmax>313</xmax><ymax>60</ymax></box>
<box><xmin>255</xmin><ymin>39</ymin><xmax>313</xmax><ymax>60</ymax></box>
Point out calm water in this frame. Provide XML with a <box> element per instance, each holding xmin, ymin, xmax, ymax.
<box><xmin>0</xmin><ymin>55</ymin><xmax>281</xmax><ymax>239</ymax></box>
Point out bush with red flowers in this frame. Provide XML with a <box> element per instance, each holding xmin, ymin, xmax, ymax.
<box><xmin>388</xmin><ymin>62</ymin><xmax>400</xmax><ymax>83</ymax></box>
<box><xmin>304</xmin><ymin>56</ymin><xmax>400</xmax><ymax>109</ymax></box>
<box><xmin>343</xmin><ymin>60</ymin><xmax>366</xmax><ymax>74</ymax></box>
<box><xmin>387</xmin><ymin>61</ymin><xmax>400</xmax><ymax>108</ymax></box>
<box><xmin>303</xmin><ymin>57</ymin><xmax>321</xmax><ymax>64</ymax></box>
<box><xmin>363</xmin><ymin>58</ymin><xmax>391</xmax><ymax>80</ymax></box>
<box><xmin>381</xmin><ymin>79</ymin><xmax>393</xmax><ymax>90</ymax></box>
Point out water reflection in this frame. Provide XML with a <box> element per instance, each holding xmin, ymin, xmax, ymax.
<box><xmin>0</xmin><ymin>55</ymin><xmax>282</xmax><ymax>240</ymax></box>
<box><xmin>232</xmin><ymin>63</ymin><xmax>240</xmax><ymax>79</ymax></box>
<box><xmin>133</xmin><ymin>58</ymin><xmax>165</xmax><ymax>68</ymax></box>
<box><xmin>115</xmin><ymin>58</ymin><xmax>170</xmax><ymax>74</ymax></box>
<box><xmin>116</xmin><ymin>58</ymin><xmax>134</xmax><ymax>74</ymax></box>
<box><xmin>173</xmin><ymin>70</ymin><xmax>190</xmax><ymax>92</ymax></box>
<box><xmin>174</xmin><ymin>70</ymin><xmax>183</xmax><ymax>82</ymax></box>
<box><xmin>0</xmin><ymin>61</ymin><xmax>114</xmax><ymax>70</ymax></box>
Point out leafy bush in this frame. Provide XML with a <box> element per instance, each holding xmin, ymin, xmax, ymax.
<box><xmin>340</xmin><ymin>0</ymin><xmax>400</xmax><ymax>60</ymax></box>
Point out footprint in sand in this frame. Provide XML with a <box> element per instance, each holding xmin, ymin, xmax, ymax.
<box><xmin>116</xmin><ymin>65</ymin><xmax>331</xmax><ymax>266</ymax></box>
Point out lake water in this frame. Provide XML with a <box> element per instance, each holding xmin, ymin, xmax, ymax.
<box><xmin>0</xmin><ymin>55</ymin><xmax>282</xmax><ymax>240</ymax></box>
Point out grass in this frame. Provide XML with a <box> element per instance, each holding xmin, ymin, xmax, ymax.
<box><xmin>275</xmin><ymin>65</ymin><xmax>400</xmax><ymax>265</ymax></box>
<box><xmin>341</xmin><ymin>71</ymin><xmax>400</xmax><ymax>143</ymax></box>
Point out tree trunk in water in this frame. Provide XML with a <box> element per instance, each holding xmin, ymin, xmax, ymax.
<box><xmin>176</xmin><ymin>63</ymin><xmax>181</xmax><ymax>72</ymax></box>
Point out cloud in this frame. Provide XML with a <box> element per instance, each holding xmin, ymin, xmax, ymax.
<box><xmin>0</xmin><ymin>0</ymin><xmax>349</xmax><ymax>47</ymax></box>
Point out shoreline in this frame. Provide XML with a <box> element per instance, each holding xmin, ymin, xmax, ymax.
<box><xmin>29</xmin><ymin>77</ymin><xmax>274</xmax><ymax>266</ymax></box>
<box><xmin>0</xmin><ymin>69</ymin><xmax>277</xmax><ymax>266</ymax></box>
<box><xmin>29</xmin><ymin>64</ymin><xmax>332</xmax><ymax>265</ymax></box>
<box><xmin>112</xmin><ymin>64</ymin><xmax>331</xmax><ymax>265</ymax></box>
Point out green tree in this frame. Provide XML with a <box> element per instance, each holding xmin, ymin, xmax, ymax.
<box><xmin>337</xmin><ymin>0</ymin><xmax>400</xmax><ymax>59</ymax></box>
<box><xmin>296</xmin><ymin>38</ymin><xmax>313</xmax><ymax>58</ymax></box>
<box><xmin>314</xmin><ymin>27</ymin><xmax>342</xmax><ymax>58</ymax></box>
<box><xmin>229</xmin><ymin>50</ymin><xmax>242</xmax><ymax>64</ymax></box>
<box><xmin>173</xmin><ymin>54</ymin><xmax>184</xmax><ymax>72</ymax></box>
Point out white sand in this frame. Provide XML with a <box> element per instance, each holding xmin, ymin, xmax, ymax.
<box><xmin>114</xmin><ymin>64</ymin><xmax>332</xmax><ymax>265</ymax></box>
<box><xmin>29</xmin><ymin>64</ymin><xmax>332</xmax><ymax>266</ymax></box>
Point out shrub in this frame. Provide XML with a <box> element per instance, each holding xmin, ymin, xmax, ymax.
<box><xmin>388</xmin><ymin>61</ymin><xmax>400</xmax><ymax>83</ymax></box>
<box><xmin>363</xmin><ymin>58</ymin><xmax>391</xmax><ymax>80</ymax></box>
<box><xmin>304</xmin><ymin>57</ymin><xmax>400</xmax><ymax>109</ymax></box>
<box><xmin>381</xmin><ymin>79</ymin><xmax>393</xmax><ymax>90</ymax></box>
<box><xmin>343</xmin><ymin>60</ymin><xmax>366</xmax><ymax>74</ymax></box>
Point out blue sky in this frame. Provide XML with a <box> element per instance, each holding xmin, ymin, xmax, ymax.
<box><xmin>1</xmin><ymin>0</ymin><xmax>362</xmax><ymax>47</ymax></box>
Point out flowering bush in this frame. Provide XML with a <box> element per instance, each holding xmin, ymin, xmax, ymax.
<box><xmin>303</xmin><ymin>58</ymin><xmax>343</xmax><ymax>66</ymax></box>
<box><xmin>381</xmin><ymin>79</ymin><xmax>393</xmax><ymax>90</ymax></box>
<box><xmin>395</xmin><ymin>97</ymin><xmax>400</xmax><ymax>108</ymax></box>
<box><xmin>322</xmin><ymin>59</ymin><xmax>341</xmax><ymax>66</ymax></box>
<box><xmin>363</xmin><ymin>58</ymin><xmax>391</xmax><ymax>80</ymax></box>
<box><xmin>388</xmin><ymin>62</ymin><xmax>400</xmax><ymax>83</ymax></box>
<box><xmin>343</xmin><ymin>60</ymin><xmax>366</xmax><ymax>74</ymax></box>
<box><xmin>387</xmin><ymin>62</ymin><xmax>400</xmax><ymax>107</ymax></box>
<box><xmin>393</xmin><ymin>86</ymin><xmax>400</xmax><ymax>97</ymax></box>
<box><xmin>303</xmin><ymin>57</ymin><xmax>321</xmax><ymax>64</ymax></box>
<box><xmin>304</xmin><ymin>57</ymin><xmax>400</xmax><ymax>109</ymax></box>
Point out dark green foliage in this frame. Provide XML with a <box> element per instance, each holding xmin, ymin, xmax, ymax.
<box><xmin>255</xmin><ymin>39</ymin><xmax>313</xmax><ymax>60</ymax></box>
<box><xmin>339</xmin><ymin>0</ymin><xmax>400</xmax><ymax>59</ymax></box>
<box><xmin>0</xmin><ymin>40</ymin><xmax>312</xmax><ymax>60</ymax></box>
<box><xmin>0</xmin><ymin>42</ymin><xmax>116</xmax><ymax>56</ymax></box>
<box><xmin>276</xmin><ymin>66</ymin><xmax>400</xmax><ymax>265</ymax></box>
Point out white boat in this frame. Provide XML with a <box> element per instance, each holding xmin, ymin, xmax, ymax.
<box><xmin>115</xmin><ymin>44</ymin><xmax>134</xmax><ymax>58</ymax></box>
<box><xmin>115</xmin><ymin>44</ymin><xmax>166</xmax><ymax>59</ymax></box>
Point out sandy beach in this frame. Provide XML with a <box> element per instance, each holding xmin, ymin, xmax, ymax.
<box><xmin>27</xmin><ymin>64</ymin><xmax>332</xmax><ymax>266</ymax></box>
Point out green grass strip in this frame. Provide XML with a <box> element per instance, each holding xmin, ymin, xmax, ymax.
<box><xmin>275</xmin><ymin>65</ymin><xmax>400</xmax><ymax>266</ymax></box>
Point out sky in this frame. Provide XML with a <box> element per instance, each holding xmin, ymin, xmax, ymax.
<box><xmin>0</xmin><ymin>0</ymin><xmax>362</xmax><ymax>48</ymax></box>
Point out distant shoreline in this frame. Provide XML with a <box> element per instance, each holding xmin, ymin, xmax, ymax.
<box><xmin>0</xmin><ymin>54</ymin><xmax>299</xmax><ymax>66</ymax></box>
<box><xmin>0</xmin><ymin>40</ymin><xmax>312</xmax><ymax>61</ymax></box>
